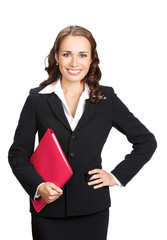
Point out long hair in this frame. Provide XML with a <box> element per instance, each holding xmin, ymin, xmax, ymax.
<box><xmin>40</xmin><ymin>25</ymin><xmax>104</xmax><ymax>103</ymax></box>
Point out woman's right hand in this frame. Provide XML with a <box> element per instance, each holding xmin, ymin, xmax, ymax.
<box><xmin>37</xmin><ymin>182</ymin><xmax>63</xmax><ymax>204</ymax></box>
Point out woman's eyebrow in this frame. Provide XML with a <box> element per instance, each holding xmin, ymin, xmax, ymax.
<box><xmin>61</xmin><ymin>50</ymin><xmax>89</xmax><ymax>53</ymax></box>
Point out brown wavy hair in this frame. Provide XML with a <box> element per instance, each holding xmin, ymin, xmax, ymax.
<box><xmin>40</xmin><ymin>25</ymin><xmax>104</xmax><ymax>103</ymax></box>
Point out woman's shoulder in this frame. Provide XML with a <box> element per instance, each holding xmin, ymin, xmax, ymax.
<box><xmin>100</xmin><ymin>84</ymin><xmax>115</xmax><ymax>97</ymax></box>
<box><xmin>25</xmin><ymin>86</ymin><xmax>47</xmax><ymax>104</ymax></box>
<box><xmin>100</xmin><ymin>84</ymin><xmax>114</xmax><ymax>91</ymax></box>
<box><xmin>29</xmin><ymin>85</ymin><xmax>46</xmax><ymax>95</ymax></box>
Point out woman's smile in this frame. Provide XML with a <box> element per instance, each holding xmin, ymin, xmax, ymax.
<box><xmin>66</xmin><ymin>69</ymin><xmax>82</xmax><ymax>76</ymax></box>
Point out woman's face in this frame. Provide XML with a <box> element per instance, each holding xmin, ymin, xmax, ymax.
<box><xmin>55</xmin><ymin>35</ymin><xmax>92</xmax><ymax>83</ymax></box>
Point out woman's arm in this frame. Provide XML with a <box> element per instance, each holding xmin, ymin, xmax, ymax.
<box><xmin>110</xmin><ymin>88</ymin><xmax>157</xmax><ymax>186</ymax></box>
<box><xmin>8</xmin><ymin>90</ymin><xmax>44</xmax><ymax>199</ymax></box>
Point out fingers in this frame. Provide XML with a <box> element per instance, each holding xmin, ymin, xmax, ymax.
<box><xmin>93</xmin><ymin>183</ymin><xmax>104</xmax><ymax>189</ymax></box>
<box><xmin>38</xmin><ymin>182</ymin><xmax>63</xmax><ymax>204</ymax></box>
<box><xmin>89</xmin><ymin>173</ymin><xmax>101</xmax><ymax>181</ymax></box>
<box><xmin>88</xmin><ymin>175</ymin><xmax>104</xmax><ymax>189</ymax></box>
<box><xmin>88</xmin><ymin>169</ymin><xmax>102</xmax><ymax>175</ymax></box>
<box><xmin>49</xmin><ymin>182</ymin><xmax>63</xmax><ymax>194</ymax></box>
<box><xmin>88</xmin><ymin>169</ymin><xmax>117</xmax><ymax>189</ymax></box>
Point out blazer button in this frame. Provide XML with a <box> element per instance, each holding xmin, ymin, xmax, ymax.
<box><xmin>71</xmin><ymin>135</ymin><xmax>76</xmax><ymax>141</ymax></box>
<box><xmin>70</xmin><ymin>152</ymin><xmax>75</xmax><ymax>158</ymax></box>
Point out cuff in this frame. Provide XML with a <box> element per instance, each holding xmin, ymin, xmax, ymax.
<box><xmin>34</xmin><ymin>182</ymin><xmax>44</xmax><ymax>201</ymax></box>
<box><xmin>110</xmin><ymin>173</ymin><xmax>123</xmax><ymax>188</ymax></box>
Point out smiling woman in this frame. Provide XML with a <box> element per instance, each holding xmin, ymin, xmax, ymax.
<box><xmin>40</xmin><ymin>25</ymin><xmax>104</xmax><ymax>103</ymax></box>
<box><xmin>61</xmin><ymin>49</ymin><xmax>89</xmax><ymax>76</ymax></box>
<box><xmin>55</xmin><ymin>35</ymin><xmax>92</xmax><ymax>82</ymax></box>
<box><xmin>8</xmin><ymin>25</ymin><xmax>157</xmax><ymax>240</ymax></box>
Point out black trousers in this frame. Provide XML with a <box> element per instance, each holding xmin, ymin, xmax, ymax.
<box><xmin>31</xmin><ymin>208</ymin><xmax>109</xmax><ymax>240</ymax></box>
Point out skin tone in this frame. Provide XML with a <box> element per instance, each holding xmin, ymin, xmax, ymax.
<box><xmin>38</xmin><ymin>35</ymin><xmax>116</xmax><ymax>204</ymax></box>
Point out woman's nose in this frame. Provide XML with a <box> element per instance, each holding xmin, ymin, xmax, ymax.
<box><xmin>70</xmin><ymin>56</ymin><xmax>78</xmax><ymax>67</ymax></box>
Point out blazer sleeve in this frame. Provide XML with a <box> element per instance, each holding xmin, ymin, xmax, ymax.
<box><xmin>8</xmin><ymin>90</ymin><xmax>44</xmax><ymax>199</ymax></box>
<box><xmin>110</xmin><ymin>88</ymin><xmax>157</xmax><ymax>186</ymax></box>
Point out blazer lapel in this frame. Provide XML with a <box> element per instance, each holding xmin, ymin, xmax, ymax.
<box><xmin>74</xmin><ymin>99</ymin><xmax>97</xmax><ymax>132</ymax></box>
<box><xmin>48</xmin><ymin>93</ymin><xmax>97</xmax><ymax>132</ymax></box>
<box><xmin>48</xmin><ymin>93</ymin><xmax>72</xmax><ymax>131</ymax></box>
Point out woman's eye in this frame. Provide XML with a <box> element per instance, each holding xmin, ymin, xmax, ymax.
<box><xmin>80</xmin><ymin>54</ymin><xmax>87</xmax><ymax>58</ymax></box>
<box><xmin>62</xmin><ymin>53</ymin><xmax>87</xmax><ymax>58</ymax></box>
<box><xmin>63</xmin><ymin>53</ymin><xmax>71</xmax><ymax>57</ymax></box>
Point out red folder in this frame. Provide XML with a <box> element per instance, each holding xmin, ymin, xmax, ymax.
<box><xmin>30</xmin><ymin>129</ymin><xmax>73</xmax><ymax>212</ymax></box>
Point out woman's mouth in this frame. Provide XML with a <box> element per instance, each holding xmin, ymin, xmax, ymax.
<box><xmin>67</xmin><ymin>69</ymin><xmax>82</xmax><ymax>76</ymax></box>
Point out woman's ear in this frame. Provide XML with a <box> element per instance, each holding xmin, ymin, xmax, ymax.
<box><xmin>55</xmin><ymin>53</ymin><xmax>59</xmax><ymax>64</ymax></box>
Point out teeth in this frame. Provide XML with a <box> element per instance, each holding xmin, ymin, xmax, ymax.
<box><xmin>68</xmin><ymin>70</ymin><xmax>81</xmax><ymax>73</ymax></box>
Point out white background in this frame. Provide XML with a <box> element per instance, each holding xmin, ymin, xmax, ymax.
<box><xmin>1</xmin><ymin>0</ymin><xmax>166</xmax><ymax>239</ymax></box>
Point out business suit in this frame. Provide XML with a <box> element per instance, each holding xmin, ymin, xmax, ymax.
<box><xmin>8</xmin><ymin>84</ymin><xmax>157</xmax><ymax>219</ymax></box>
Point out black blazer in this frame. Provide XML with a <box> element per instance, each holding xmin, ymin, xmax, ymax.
<box><xmin>8</xmin><ymin>85</ymin><xmax>157</xmax><ymax>218</ymax></box>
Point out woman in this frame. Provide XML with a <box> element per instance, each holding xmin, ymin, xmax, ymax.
<box><xmin>8</xmin><ymin>25</ymin><xmax>157</xmax><ymax>240</ymax></box>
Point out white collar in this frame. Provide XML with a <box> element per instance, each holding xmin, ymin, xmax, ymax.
<box><xmin>38</xmin><ymin>78</ymin><xmax>106</xmax><ymax>100</ymax></box>
<box><xmin>39</xmin><ymin>79</ymin><xmax>90</xmax><ymax>101</ymax></box>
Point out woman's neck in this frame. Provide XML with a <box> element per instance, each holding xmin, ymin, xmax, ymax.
<box><xmin>60</xmin><ymin>78</ymin><xmax>85</xmax><ymax>97</ymax></box>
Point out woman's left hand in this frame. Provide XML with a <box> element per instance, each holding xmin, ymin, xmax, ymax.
<box><xmin>88</xmin><ymin>169</ymin><xmax>117</xmax><ymax>189</ymax></box>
